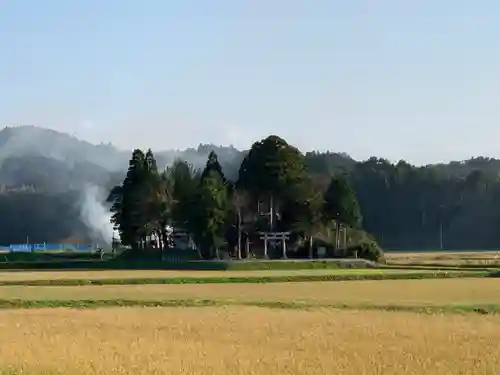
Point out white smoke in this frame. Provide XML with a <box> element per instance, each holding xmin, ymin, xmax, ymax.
<box><xmin>79</xmin><ymin>184</ymin><xmax>117</xmax><ymax>245</ymax></box>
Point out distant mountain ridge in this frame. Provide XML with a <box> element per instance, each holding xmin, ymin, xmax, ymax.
<box><xmin>0</xmin><ymin>125</ymin><xmax>244</xmax><ymax>170</ymax></box>
<box><xmin>0</xmin><ymin>125</ymin><xmax>127</xmax><ymax>171</ymax></box>
<box><xmin>0</xmin><ymin>126</ymin><xmax>251</xmax><ymax>188</ymax></box>
<box><xmin>0</xmin><ymin>125</ymin><xmax>499</xmax><ymax>190</ymax></box>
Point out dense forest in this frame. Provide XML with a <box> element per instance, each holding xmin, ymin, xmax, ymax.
<box><xmin>0</xmin><ymin>125</ymin><xmax>499</xmax><ymax>250</ymax></box>
<box><xmin>108</xmin><ymin>136</ymin><xmax>371</xmax><ymax>260</ymax></box>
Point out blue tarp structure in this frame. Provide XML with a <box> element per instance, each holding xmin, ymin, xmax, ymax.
<box><xmin>73</xmin><ymin>244</ymin><xmax>92</xmax><ymax>251</ymax></box>
<box><xmin>43</xmin><ymin>243</ymin><xmax>64</xmax><ymax>251</ymax></box>
<box><xmin>10</xmin><ymin>244</ymin><xmax>31</xmax><ymax>252</ymax></box>
<box><xmin>2</xmin><ymin>243</ymin><xmax>95</xmax><ymax>252</ymax></box>
<box><xmin>32</xmin><ymin>243</ymin><xmax>48</xmax><ymax>251</ymax></box>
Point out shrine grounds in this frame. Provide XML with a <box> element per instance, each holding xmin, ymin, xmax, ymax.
<box><xmin>0</xmin><ymin>251</ymin><xmax>499</xmax><ymax>374</ymax></box>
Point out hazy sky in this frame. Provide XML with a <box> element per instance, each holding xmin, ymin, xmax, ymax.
<box><xmin>1</xmin><ymin>1</ymin><xmax>500</xmax><ymax>164</ymax></box>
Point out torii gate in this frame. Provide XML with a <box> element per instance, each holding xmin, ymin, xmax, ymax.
<box><xmin>258</xmin><ymin>232</ymin><xmax>290</xmax><ymax>259</ymax></box>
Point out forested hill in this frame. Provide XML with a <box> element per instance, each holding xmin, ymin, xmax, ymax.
<box><xmin>0</xmin><ymin>125</ymin><xmax>499</xmax><ymax>249</ymax></box>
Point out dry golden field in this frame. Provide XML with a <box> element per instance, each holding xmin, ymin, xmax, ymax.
<box><xmin>386</xmin><ymin>250</ymin><xmax>500</xmax><ymax>266</ymax></box>
<box><xmin>0</xmin><ymin>268</ymin><xmax>427</xmax><ymax>281</ymax></box>
<box><xmin>0</xmin><ymin>307</ymin><xmax>499</xmax><ymax>375</ymax></box>
<box><xmin>0</xmin><ymin>255</ymin><xmax>497</xmax><ymax>374</ymax></box>
<box><xmin>0</xmin><ymin>278</ymin><xmax>498</xmax><ymax>307</ymax></box>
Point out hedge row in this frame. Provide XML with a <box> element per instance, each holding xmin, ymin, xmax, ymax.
<box><xmin>0</xmin><ymin>259</ymin><xmax>376</xmax><ymax>271</ymax></box>
<box><xmin>0</xmin><ymin>270</ymin><xmax>493</xmax><ymax>286</ymax></box>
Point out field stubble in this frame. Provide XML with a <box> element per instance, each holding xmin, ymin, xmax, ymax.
<box><xmin>0</xmin><ymin>254</ymin><xmax>498</xmax><ymax>374</ymax></box>
<box><xmin>0</xmin><ymin>268</ymin><xmax>430</xmax><ymax>282</ymax></box>
<box><xmin>386</xmin><ymin>250</ymin><xmax>500</xmax><ymax>267</ymax></box>
<box><xmin>0</xmin><ymin>307</ymin><xmax>499</xmax><ymax>375</ymax></box>
<box><xmin>0</xmin><ymin>278</ymin><xmax>498</xmax><ymax>308</ymax></box>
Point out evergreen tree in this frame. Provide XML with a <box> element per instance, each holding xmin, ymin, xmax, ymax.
<box><xmin>145</xmin><ymin>170</ymin><xmax>175</xmax><ymax>252</ymax></box>
<box><xmin>191</xmin><ymin>170</ymin><xmax>229</xmax><ymax>258</ymax></box>
<box><xmin>166</xmin><ymin>159</ymin><xmax>200</xmax><ymax>231</ymax></box>
<box><xmin>323</xmin><ymin>174</ymin><xmax>362</xmax><ymax>250</ymax></box>
<box><xmin>238</xmin><ymin>135</ymin><xmax>307</xmax><ymax>231</ymax></box>
<box><xmin>108</xmin><ymin>149</ymin><xmax>165</xmax><ymax>252</ymax></box>
<box><xmin>323</xmin><ymin>174</ymin><xmax>362</xmax><ymax>228</ymax></box>
<box><xmin>140</xmin><ymin>149</ymin><xmax>163</xmax><ymax>246</ymax></box>
<box><xmin>281</xmin><ymin>179</ymin><xmax>324</xmax><ymax>258</ymax></box>
<box><xmin>188</xmin><ymin>154</ymin><xmax>231</xmax><ymax>258</ymax></box>
<box><xmin>109</xmin><ymin>149</ymin><xmax>144</xmax><ymax>250</ymax></box>
<box><xmin>200</xmin><ymin>151</ymin><xmax>227</xmax><ymax>185</ymax></box>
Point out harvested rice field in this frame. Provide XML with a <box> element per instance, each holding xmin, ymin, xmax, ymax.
<box><xmin>0</xmin><ymin>266</ymin><xmax>498</xmax><ymax>374</ymax></box>
<box><xmin>0</xmin><ymin>268</ymin><xmax>433</xmax><ymax>281</ymax></box>
<box><xmin>0</xmin><ymin>278</ymin><xmax>498</xmax><ymax>308</ymax></box>
<box><xmin>386</xmin><ymin>250</ymin><xmax>500</xmax><ymax>266</ymax></box>
<box><xmin>0</xmin><ymin>307</ymin><xmax>499</xmax><ymax>375</ymax></box>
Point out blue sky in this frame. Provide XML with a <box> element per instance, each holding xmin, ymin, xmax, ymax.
<box><xmin>1</xmin><ymin>1</ymin><xmax>500</xmax><ymax>164</ymax></box>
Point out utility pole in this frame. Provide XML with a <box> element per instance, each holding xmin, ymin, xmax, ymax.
<box><xmin>439</xmin><ymin>219</ymin><xmax>443</xmax><ymax>250</ymax></box>
<box><xmin>258</xmin><ymin>197</ymin><xmax>274</xmax><ymax>232</ymax></box>
<box><xmin>439</xmin><ymin>204</ymin><xmax>444</xmax><ymax>250</ymax></box>
<box><xmin>269</xmin><ymin>195</ymin><xmax>274</xmax><ymax>231</ymax></box>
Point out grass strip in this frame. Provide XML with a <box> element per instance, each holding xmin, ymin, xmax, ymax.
<box><xmin>0</xmin><ymin>270</ymin><xmax>493</xmax><ymax>286</ymax></box>
<box><xmin>381</xmin><ymin>264</ymin><xmax>498</xmax><ymax>272</ymax></box>
<box><xmin>0</xmin><ymin>259</ymin><xmax>374</xmax><ymax>271</ymax></box>
<box><xmin>385</xmin><ymin>262</ymin><xmax>500</xmax><ymax>270</ymax></box>
<box><xmin>0</xmin><ymin>298</ymin><xmax>498</xmax><ymax>315</ymax></box>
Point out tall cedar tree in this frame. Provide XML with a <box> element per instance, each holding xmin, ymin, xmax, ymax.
<box><xmin>200</xmin><ymin>151</ymin><xmax>227</xmax><ymax>185</ymax></box>
<box><xmin>192</xmin><ymin>168</ymin><xmax>229</xmax><ymax>259</ymax></box>
<box><xmin>145</xmin><ymin>170</ymin><xmax>175</xmax><ymax>251</ymax></box>
<box><xmin>280</xmin><ymin>178</ymin><xmax>324</xmax><ymax>258</ymax></box>
<box><xmin>323</xmin><ymin>174</ymin><xmax>362</xmax><ymax>249</ymax></box>
<box><xmin>141</xmin><ymin>149</ymin><xmax>160</xmax><ymax>240</ymax></box>
<box><xmin>109</xmin><ymin>149</ymin><xmax>146</xmax><ymax>250</ymax></box>
<box><xmin>109</xmin><ymin>149</ymin><xmax>165</xmax><ymax>251</ymax></box>
<box><xmin>238</xmin><ymin>135</ymin><xmax>307</xmax><ymax>231</ymax></box>
<box><xmin>166</xmin><ymin>159</ymin><xmax>200</xmax><ymax>231</ymax></box>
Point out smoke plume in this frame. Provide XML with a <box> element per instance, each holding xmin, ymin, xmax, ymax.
<box><xmin>79</xmin><ymin>184</ymin><xmax>116</xmax><ymax>245</ymax></box>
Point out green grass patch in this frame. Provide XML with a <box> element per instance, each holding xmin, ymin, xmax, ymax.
<box><xmin>0</xmin><ymin>270</ymin><xmax>491</xmax><ymax>286</ymax></box>
<box><xmin>0</xmin><ymin>298</ymin><xmax>497</xmax><ymax>315</ymax></box>
<box><xmin>221</xmin><ymin>259</ymin><xmax>375</xmax><ymax>270</ymax></box>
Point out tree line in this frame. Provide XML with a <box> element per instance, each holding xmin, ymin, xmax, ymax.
<box><xmin>0</xmin><ymin>129</ymin><xmax>499</xmax><ymax>250</ymax></box>
<box><xmin>346</xmin><ymin>159</ymin><xmax>500</xmax><ymax>250</ymax></box>
<box><xmin>108</xmin><ymin>136</ymin><xmax>380</xmax><ymax>260</ymax></box>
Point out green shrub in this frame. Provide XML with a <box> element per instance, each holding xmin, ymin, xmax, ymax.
<box><xmin>348</xmin><ymin>240</ymin><xmax>384</xmax><ymax>262</ymax></box>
